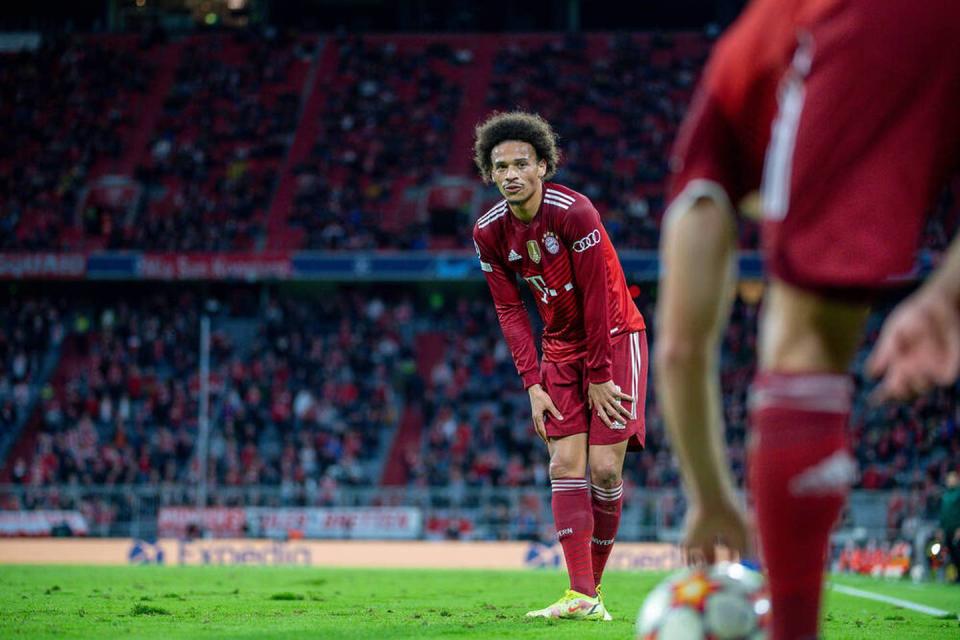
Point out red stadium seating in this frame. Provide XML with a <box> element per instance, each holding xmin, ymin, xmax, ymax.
<box><xmin>4</xmin><ymin>31</ymin><xmax>956</xmax><ymax>255</ymax></box>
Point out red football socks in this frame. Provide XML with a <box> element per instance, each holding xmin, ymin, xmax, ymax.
<box><xmin>551</xmin><ymin>477</ymin><xmax>596</xmax><ymax>596</ymax></box>
<box><xmin>590</xmin><ymin>481</ymin><xmax>623</xmax><ymax>585</ymax></box>
<box><xmin>749</xmin><ymin>373</ymin><xmax>855</xmax><ymax>640</ymax></box>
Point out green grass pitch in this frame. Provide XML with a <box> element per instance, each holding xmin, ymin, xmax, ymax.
<box><xmin>1</xmin><ymin>566</ymin><xmax>957</xmax><ymax>639</ymax></box>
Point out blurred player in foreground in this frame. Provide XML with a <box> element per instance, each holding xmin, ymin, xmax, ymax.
<box><xmin>656</xmin><ymin>1</ymin><xmax>960</xmax><ymax>638</ymax></box>
<box><xmin>472</xmin><ymin>112</ymin><xmax>648</xmax><ymax>620</ymax></box>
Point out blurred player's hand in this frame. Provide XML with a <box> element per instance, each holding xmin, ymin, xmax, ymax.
<box><xmin>682</xmin><ymin>497</ymin><xmax>752</xmax><ymax>565</ymax></box>
<box><xmin>587</xmin><ymin>380</ymin><xmax>633</xmax><ymax>428</ymax></box>
<box><xmin>528</xmin><ymin>384</ymin><xmax>563</xmax><ymax>444</ymax></box>
<box><xmin>867</xmin><ymin>287</ymin><xmax>960</xmax><ymax>401</ymax></box>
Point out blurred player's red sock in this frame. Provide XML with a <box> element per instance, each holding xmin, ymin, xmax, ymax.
<box><xmin>590</xmin><ymin>482</ymin><xmax>623</xmax><ymax>585</ymax></box>
<box><xmin>749</xmin><ymin>373</ymin><xmax>855</xmax><ymax>640</ymax></box>
<box><xmin>551</xmin><ymin>477</ymin><xmax>596</xmax><ymax>596</ymax></box>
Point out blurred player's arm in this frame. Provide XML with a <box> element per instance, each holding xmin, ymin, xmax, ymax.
<box><xmin>473</xmin><ymin>231</ymin><xmax>560</xmax><ymax>443</ymax></box>
<box><xmin>654</xmin><ymin>191</ymin><xmax>748</xmax><ymax>561</ymax></box>
<box><xmin>868</xmin><ymin>232</ymin><xmax>960</xmax><ymax>400</ymax></box>
<box><xmin>563</xmin><ymin>203</ymin><xmax>633</xmax><ymax>427</ymax></box>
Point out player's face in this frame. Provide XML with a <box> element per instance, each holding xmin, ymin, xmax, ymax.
<box><xmin>490</xmin><ymin>141</ymin><xmax>546</xmax><ymax>206</ymax></box>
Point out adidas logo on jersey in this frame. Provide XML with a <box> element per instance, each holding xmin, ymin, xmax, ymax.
<box><xmin>508</xmin><ymin>249</ymin><xmax>522</xmax><ymax>261</ymax></box>
<box><xmin>789</xmin><ymin>450</ymin><xmax>858</xmax><ymax>496</ymax></box>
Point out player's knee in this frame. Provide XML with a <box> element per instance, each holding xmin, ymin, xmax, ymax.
<box><xmin>589</xmin><ymin>460</ymin><xmax>622</xmax><ymax>489</ymax></box>
<box><xmin>549</xmin><ymin>455</ymin><xmax>585</xmax><ymax>480</ymax></box>
<box><xmin>654</xmin><ymin>335</ymin><xmax>704</xmax><ymax>373</ymax></box>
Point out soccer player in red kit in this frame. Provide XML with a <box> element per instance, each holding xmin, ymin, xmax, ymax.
<box><xmin>472</xmin><ymin>112</ymin><xmax>647</xmax><ymax>620</ymax></box>
<box><xmin>657</xmin><ymin>1</ymin><xmax>960</xmax><ymax>639</ymax></box>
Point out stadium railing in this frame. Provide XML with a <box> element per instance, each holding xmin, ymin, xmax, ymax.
<box><xmin>0</xmin><ymin>484</ymin><xmax>913</xmax><ymax>546</ymax></box>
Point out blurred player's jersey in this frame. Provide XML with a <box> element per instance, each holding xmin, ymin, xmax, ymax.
<box><xmin>760</xmin><ymin>0</ymin><xmax>960</xmax><ymax>292</ymax></box>
<box><xmin>668</xmin><ymin>0</ymin><xmax>837</xmax><ymax>206</ymax></box>
<box><xmin>671</xmin><ymin>0</ymin><xmax>960</xmax><ymax>293</ymax></box>
<box><xmin>473</xmin><ymin>182</ymin><xmax>645</xmax><ymax>388</ymax></box>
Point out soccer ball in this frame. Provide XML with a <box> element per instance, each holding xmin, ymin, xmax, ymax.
<box><xmin>636</xmin><ymin>562</ymin><xmax>770</xmax><ymax>640</ymax></box>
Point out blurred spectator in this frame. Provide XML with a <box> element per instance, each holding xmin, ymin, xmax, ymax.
<box><xmin>0</xmin><ymin>284</ymin><xmax>958</xmax><ymax>543</ymax></box>
<box><xmin>4</xmin><ymin>31</ymin><xmax>957</xmax><ymax>254</ymax></box>
<box><xmin>131</xmin><ymin>29</ymin><xmax>309</xmax><ymax>251</ymax></box>
<box><xmin>0</xmin><ymin>36</ymin><xmax>156</xmax><ymax>250</ymax></box>
<box><xmin>289</xmin><ymin>35</ymin><xmax>467</xmax><ymax>250</ymax></box>
<box><xmin>941</xmin><ymin>471</ymin><xmax>960</xmax><ymax>582</ymax></box>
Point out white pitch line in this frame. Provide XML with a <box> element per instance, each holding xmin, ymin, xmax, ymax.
<box><xmin>830</xmin><ymin>584</ymin><xmax>955</xmax><ymax>618</ymax></box>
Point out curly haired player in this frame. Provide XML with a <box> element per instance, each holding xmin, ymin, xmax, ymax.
<box><xmin>472</xmin><ymin>111</ymin><xmax>648</xmax><ymax>620</ymax></box>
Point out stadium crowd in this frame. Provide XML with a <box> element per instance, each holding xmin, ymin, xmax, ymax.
<box><xmin>288</xmin><ymin>36</ymin><xmax>468</xmax><ymax>250</ymax></box>
<box><xmin>0</xmin><ymin>297</ymin><xmax>66</xmax><ymax>456</ymax></box>
<box><xmin>1</xmin><ymin>32</ymin><xmax>711</xmax><ymax>252</ymax></box>
<box><xmin>4</xmin><ymin>31</ymin><xmax>957</xmax><ymax>255</ymax></box>
<box><xmin>130</xmin><ymin>29</ymin><xmax>310</xmax><ymax>251</ymax></box>
<box><xmin>0</xmin><ymin>29</ymin><xmax>957</xmax><ymax>544</ymax></box>
<box><xmin>411</xmin><ymin>295</ymin><xmax>955</xmax><ymax>493</ymax></box>
<box><xmin>484</xmin><ymin>33</ymin><xmax>708</xmax><ymax>250</ymax></box>
<box><xmin>0</xmin><ymin>36</ymin><xmax>156</xmax><ymax>250</ymax></box>
<box><xmin>2</xmin><ymin>289</ymin><xmax>415</xmax><ymax>529</ymax></box>
<box><xmin>407</xmin><ymin>291</ymin><xmax>956</xmax><ymax>534</ymax></box>
<box><xmin>0</xmin><ymin>286</ymin><xmax>956</xmax><ymax>539</ymax></box>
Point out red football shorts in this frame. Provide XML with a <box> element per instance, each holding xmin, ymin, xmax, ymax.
<box><xmin>761</xmin><ymin>0</ymin><xmax>960</xmax><ymax>294</ymax></box>
<box><xmin>668</xmin><ymin>88</ymin><xmax>771</xmax><ymax>212</ymax></box>
<box><xmin>666</xmin><ymin>0</ymin><xmax>787</xmax><ymax>212</ymax></box>
<box><xmin>540</xmin><ymin>331</ymin><xmax>647</xmax><ymax>450</ymax></box>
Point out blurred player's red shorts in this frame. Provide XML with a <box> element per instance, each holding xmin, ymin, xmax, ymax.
<box><xmin>540</xmin><ymin>331</ymin><xmax>647</xmax><ymax>450</ymax></box>
<box><xmin>667</xmin><ymin>0</ymin><xmax>793</xmax><ymax>209</ymax></box>
<box><xmin>762</xmin><ymin>0</ymin><xmax>960</xmax><ymax>294</ymax></box>
<box><xmin>671</xmin><ymin>0</ymin><xmax>960</xmax><ymax>297</ymax></box>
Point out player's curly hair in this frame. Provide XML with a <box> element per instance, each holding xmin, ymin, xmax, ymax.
<box><xmin>473</xmin><ymin>111</ymin><xmax>561</xmax><ymax>184</ymax></box>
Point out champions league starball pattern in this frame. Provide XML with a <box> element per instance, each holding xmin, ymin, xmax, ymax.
<box><xmin>636</xmin><ymin>563</ymin><xmax>771</xmax><ymax>640</ymax></box>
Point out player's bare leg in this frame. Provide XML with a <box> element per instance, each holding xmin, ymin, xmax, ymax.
<box><xmin>547</xmin><ymin>432</ymin><xmax>588</xmax><ymax>477</ymax></box>
<box><xmin>656</xmin><ymin>192</ymin><xmax>751</xmax><ymax>562</ymax></box>
<box><xmin>526</xmin><ymin>433</ymin><xmax>609</xmax><ymax>620</ymax></box>
<box><xmin>751</xmin><ymin>279</ymin><xmax>869</xmax><ymax>640</ymax></box>
<box><xmin>758</xmin><ymin>280</ymin><xmax>868</xmax><ymax>373</ymax></box>
<box><xmin>587</xmin><ymin>439</ymin><xmax>628</xmax><ymax>620</ymax></box>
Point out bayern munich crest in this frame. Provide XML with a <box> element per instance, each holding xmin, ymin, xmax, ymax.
<box><xmin>543</xmin><ymin>231</ymin><xmax>560</xmax><ymax>255</ymax></box>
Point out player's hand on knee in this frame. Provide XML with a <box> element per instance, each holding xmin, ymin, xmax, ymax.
<box><xmin>528</xmin><ymin>383</ymin><xmax>562</xmax><ymax>444</ymax></box>
<box><xmin>867</xmin><ymin>287</ymin><xmax>960</xmax><ymax>401</ymax></box>
<box><xmin>587</xmin><ymin>380</ymin><xmax>634</xmax><ymax>428</ymax></box>
<box><xmin>681</xmin><ymin>498</ymin><xmax>752</xmax><ymax>566</ymax></box>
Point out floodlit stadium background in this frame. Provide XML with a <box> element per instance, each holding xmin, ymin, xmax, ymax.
<box><xmin>0</xmin><ymin>0</ymin><xmax>957</xmax><ymax>583</ymax></box>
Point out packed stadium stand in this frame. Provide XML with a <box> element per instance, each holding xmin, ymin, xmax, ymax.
<box><xmin>277</xmin><ymin>35</ymin><xmax>476</xmax><ymax>250</ymax></box>
<box><xmin>0</xmin><ymin>297</ymin><xmax>65</xmax><ymax>464</ymax></box>
<box><xmin>0</xmin><ymin>35</ymin><xmax>159</xmax><ymax>250</ymax></box>
<box><xmin>5</xmin><ymin>30</ymin><xmax>959</xmax><ymax>253</ymax></box>
<box><xmin>1</xmin><ymin>288</ymin><xmax>412</xmax><ymax>489</ymax></box>
<box><xmin>0</xmin><ymin>27</ymin><xmax>957</xmax><ymax>549</ymax></box>
<box><xmin>1</xmin><ymin>31</ymin><xmax>711</xmax><ymax>252</ymax></box>
<box><xmin>0</xmin><ymin>285</ymin><xmax>955</xmax><ymax>541</ymax></box>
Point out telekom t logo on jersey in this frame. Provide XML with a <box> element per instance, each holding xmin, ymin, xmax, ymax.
<box><xmin>525</xmin><ymin>275</ymin><xmax>558</xmax><ymax>304</ymax></box>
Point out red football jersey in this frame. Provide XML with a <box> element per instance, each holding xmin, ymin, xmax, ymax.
<box><xmin>473</xmin><ymin>182</ymin><xmax>646</xmax><ymax>389</ymax></box>
<box><xmin>668</xmin><ymin>0</ymin><xmax>837</xmax><ymax>205</ymax></box>
<box><xmin>705</xmin><ymin>0</ymin><xmax>836</xmax><ymax>156</ymax></box>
